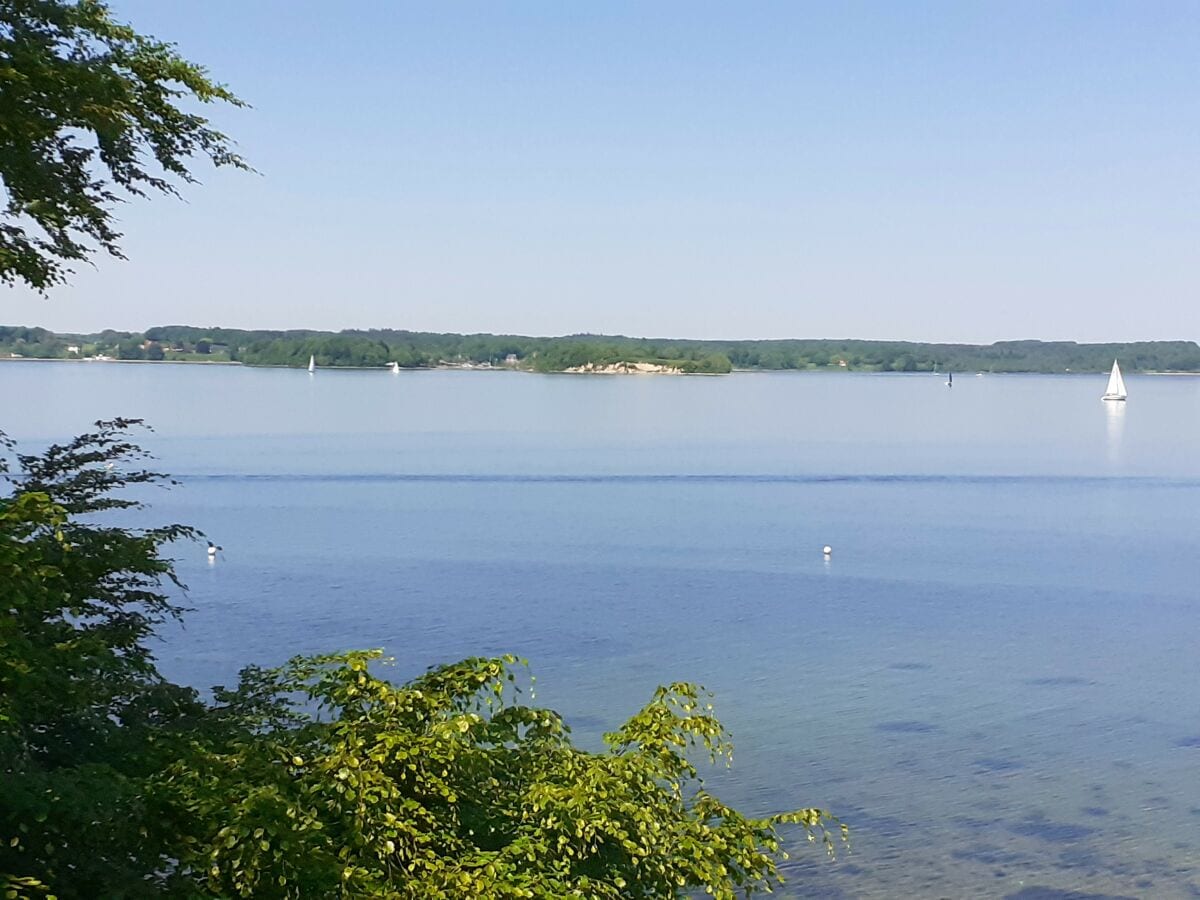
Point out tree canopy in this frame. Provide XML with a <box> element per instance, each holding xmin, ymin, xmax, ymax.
<box><xmin>0</xmin><ymin>0</ymin><xmax>248</xmax><ymax>291</ymax></box>
<box><xmin>0</xmin><ymin>421</ymin><xmax>842</xmax><ymax>898</ymax></box>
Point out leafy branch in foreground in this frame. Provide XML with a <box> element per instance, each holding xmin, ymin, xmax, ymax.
<box><xmin>1</xmin><ymin>419</ymin><xmax>843</xmax><ymax>898</ymax></box>
<box><xmin>171</xmin><ymin>651</ymin><xmax>844</xmax><ymax>899</ymax></box>
<box><xmin>0</xmin><ymin>0</ymin><xmax>250</xmax><ymax>291</ymax></box>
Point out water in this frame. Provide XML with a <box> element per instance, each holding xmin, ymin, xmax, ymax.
<box><xmin>4</xmin><ymin>361</ymin><xmax>1200</xmax><ymax>898</ymax></box>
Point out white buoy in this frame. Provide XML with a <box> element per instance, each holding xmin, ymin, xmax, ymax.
<box><xmin>207</xmin><ymin>541</ymin><xmax>222</xmax><ymax>558</ymax></box>
<box><xmin>822</xmin><ymin>545</ymin><xmax>832</xmax><ymax>556</ymax></box>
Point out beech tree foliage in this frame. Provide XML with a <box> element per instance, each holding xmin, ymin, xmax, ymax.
<box><xmin>1</xmin><ymin>421</ymin><xmax>843</xmax><ymax>898</ymax></box>
<box><xmin>170</xmin><ymin>652</ymin><xmax>842</xmax><ymax>899</ymax></box>
<box><xmin>0</xmin><ymin>0</ymin><xmax>248</xmax><ymax>291</ymax></box>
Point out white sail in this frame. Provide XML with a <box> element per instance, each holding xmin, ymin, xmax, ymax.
<box><xmin>308</xmin><ymin>355</ymin><xmax>316</xmax><ymax>373</ymax></box>
<box><xmin>1102</xmin><ymin>359</ymin><xmax>1126</xmax><ymax>401</ymax></box>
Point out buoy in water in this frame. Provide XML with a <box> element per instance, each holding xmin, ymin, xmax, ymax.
<box><xmin>822</xmin><ymin>545</ymin><xmax>832</xmax><ymax>556</ymax></box>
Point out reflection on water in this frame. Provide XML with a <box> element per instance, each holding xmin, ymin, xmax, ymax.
<box><xmin>4</xmin><ymin>363</ymin><xmax>1200</xmax><ymax>897</ymax></box>
<box><xmin>1105</xmin><ymin>400</ymin><xmax>1126</xmax><ymax>464</ymax></box>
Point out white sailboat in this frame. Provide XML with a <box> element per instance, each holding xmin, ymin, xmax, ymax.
<box><xmin>1101</xmin><ymin>359</ymin><xmax>1127</xmax><ymax>402</ymax></box>
<box><xmin>389</xmin><ymin>361</ymin><xmax>400</xmax><ymax>374</ymax></box>
<box><xmin>307</xmin><ymin>355</ymin><xmax>315</xmax><ymax>373</ymax></box>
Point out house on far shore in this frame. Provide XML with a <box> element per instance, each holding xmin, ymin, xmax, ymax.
<box><xmin>66</xmin><ymin>345</ymin><xmax>80</xmax><ymax>354</ymax></box>
<box><xmin>504</xmin><ymin>354</ymin><xmax>519</xmax><ymax>365</ymax></box>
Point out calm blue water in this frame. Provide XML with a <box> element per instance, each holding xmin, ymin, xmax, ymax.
<box><xmin>5</xmin><ymin>361</ymin><xmax>1200</xmax><ymax>898</ymax></box>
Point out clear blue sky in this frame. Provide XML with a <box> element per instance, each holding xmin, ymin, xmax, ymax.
<box><xmin>8</xmin><ymin>1</ymin><xmax>1199</xmax><ymax>342</ymax></box>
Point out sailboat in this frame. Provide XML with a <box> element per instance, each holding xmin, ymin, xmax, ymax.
<box><xmin>389</xmin><ymin>361</ymin><xmax>400</xmax><ymax>374</ymax></box>
<box><xmin>307</xmin><ymin>355</ymin><xmax>315</xmax><ymax>374</ymax></box>
<box><xmin>1102</xmin><ymin>359</ymin><xmax>1127</xmax><ymax>402</ymax></box>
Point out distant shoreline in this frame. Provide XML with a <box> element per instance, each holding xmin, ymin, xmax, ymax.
<box><xmin>4</xmin><ymin>325</ymin><xmax>1200</xmax><ymax>375</ymax></box>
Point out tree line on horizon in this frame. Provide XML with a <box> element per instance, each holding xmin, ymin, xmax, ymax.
<box><xmin>2</xmin><ymin>324</ymin><xmax>1200</xmax><ymax>374</ymax></box>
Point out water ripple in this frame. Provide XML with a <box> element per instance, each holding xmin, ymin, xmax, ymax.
<box><xmin>174</xmin><ymin>472</ymin><xmax>1200</xmax><ymax>487</ymax></box>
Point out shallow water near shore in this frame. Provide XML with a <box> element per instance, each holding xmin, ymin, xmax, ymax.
<box><xmin>5</xmin><ymin>362</ymin><xmax>1200</xmax><ymax>898</ymax></box>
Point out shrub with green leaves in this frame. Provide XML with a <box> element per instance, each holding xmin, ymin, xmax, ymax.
<box><xmin>169</xmin><ymin>651</ymin><xmax>842</xmax><ymax>899</ymax></box>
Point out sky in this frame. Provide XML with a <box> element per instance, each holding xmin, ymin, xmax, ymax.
<box><xmin>6</xmin><ymin>1</ymin><xmax>1199</xmax><ymax>342</ymax></box>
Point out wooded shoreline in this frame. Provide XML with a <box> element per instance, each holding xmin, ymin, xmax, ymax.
<box><xmin>3</xmin><ymin>325</ymin><xmax>1199</xmax><ymax>374</ymax></box>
